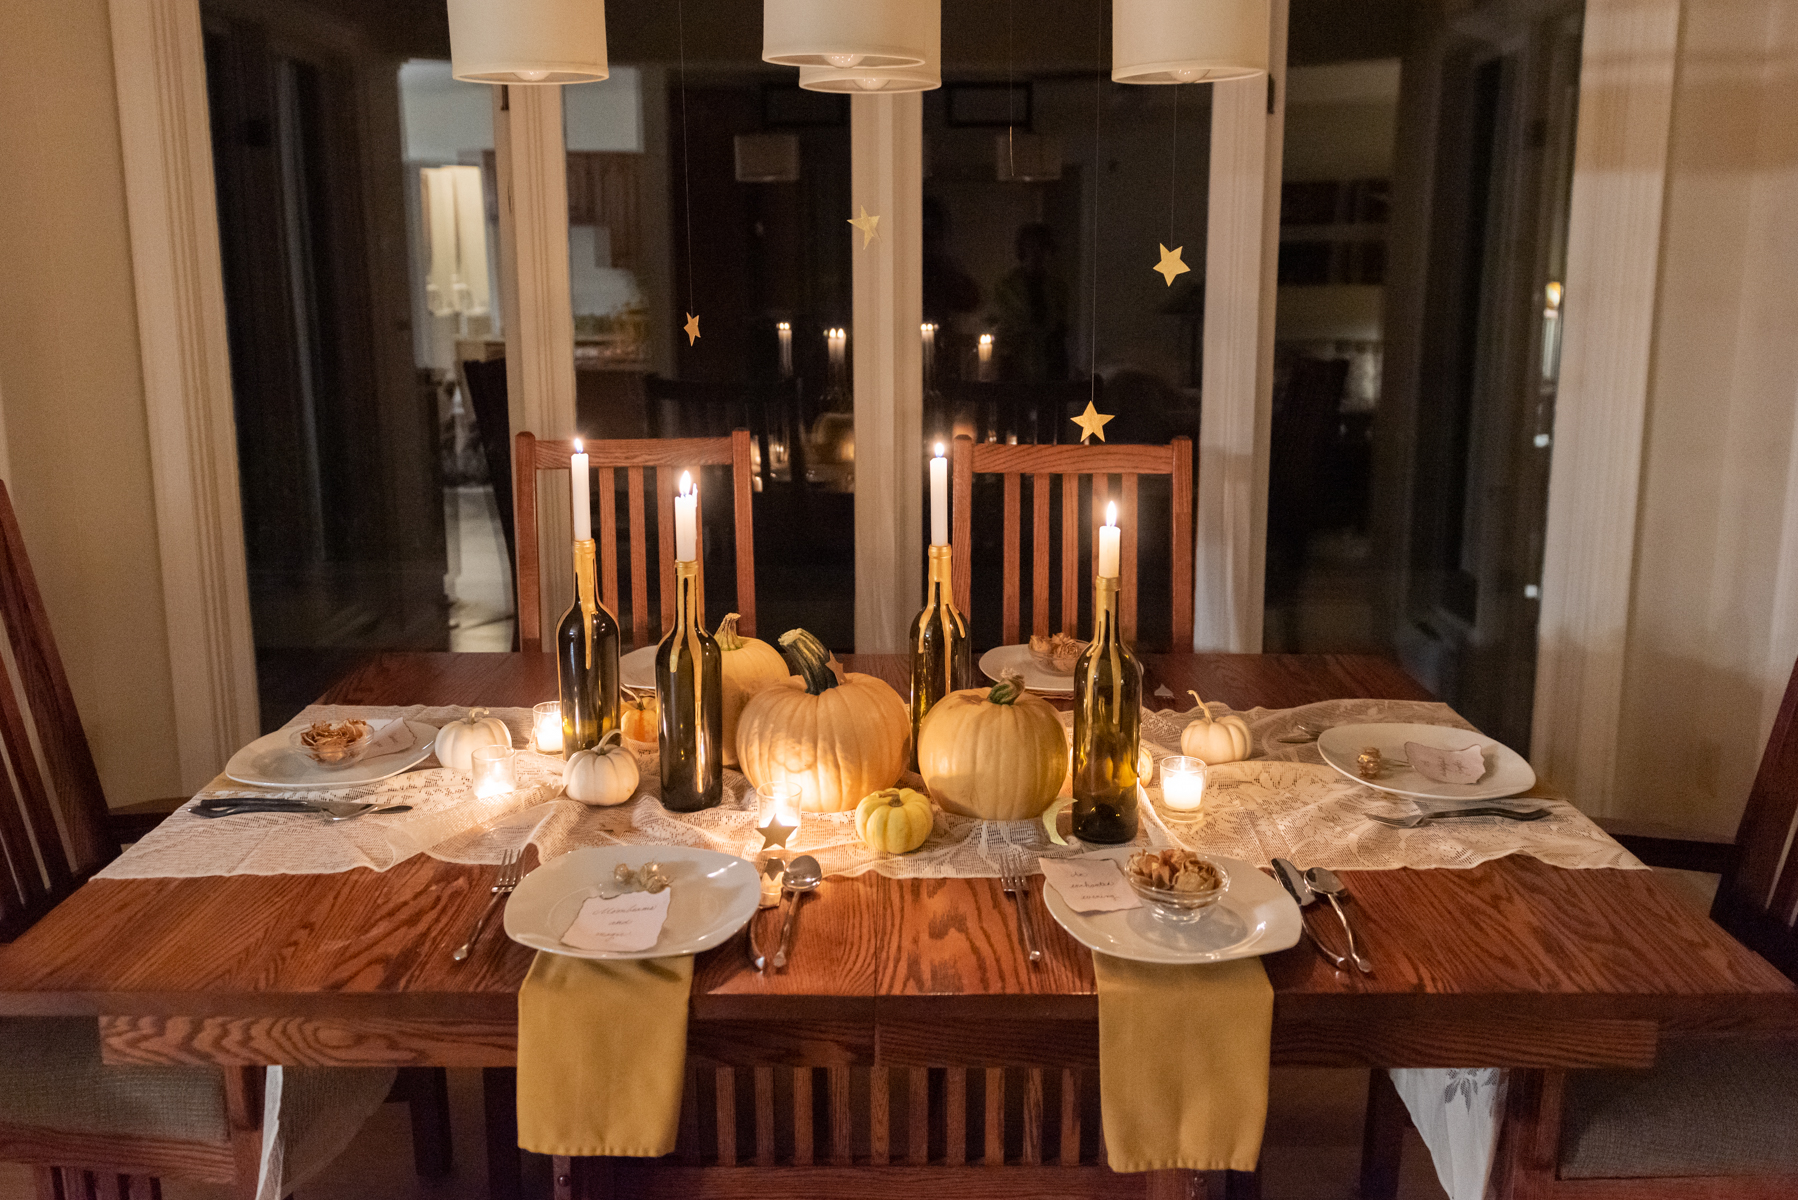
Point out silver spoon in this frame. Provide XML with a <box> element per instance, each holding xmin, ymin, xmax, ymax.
<box><xmin>1271</xmin><ymin>858</ymin><xmax>1349</xmax><ymax>971</ymax></box>
<box><xmin>770</xmin><ymin>855</ymin><xmax>822</xmax><ymax>970</ymax></box>
<box><xmin>1304</xmin><ymin>867</ymin><xmax>1373</xmax><ymax>975</ymax></box>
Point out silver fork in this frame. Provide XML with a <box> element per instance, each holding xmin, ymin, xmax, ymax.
<box><xmin>1000</xmin><ymin>853</ymin><xmax>1043</xmax><ymax>965</ymax></box>
<box><xmin>1367</xmin><ymin>807</ymin><xmax>1551</xmax><ymax>828</ymax></box>
<box><xmin>452</xmin><ymin>849</ymin><xmax>522</xmax><ymax>963</ymax></box>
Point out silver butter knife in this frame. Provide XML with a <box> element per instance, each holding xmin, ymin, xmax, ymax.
<box><xmin>1272</xmin><ymin>858</ymin><xmax>1349</xmax><ymax>971</ymax></box>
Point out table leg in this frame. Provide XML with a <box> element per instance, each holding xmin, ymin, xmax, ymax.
<box><xmin>484</xmin><ymin>1067</ymin><xmax>522</xmax><ymax>1200</ymax></box>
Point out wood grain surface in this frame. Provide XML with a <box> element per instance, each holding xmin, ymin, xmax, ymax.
<box><xmin>0</xmin><ymin>652</ymin><xmax>1792</xmax><ymax>1075</ymax></box>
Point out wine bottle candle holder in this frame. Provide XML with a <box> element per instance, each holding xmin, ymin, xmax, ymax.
<box><xmin>657</xmin><ymin>557</ymin><xmax>723</xmax><ymax>812</ymax></box>
<box><xmin>558</xmin><ymin>536</ymin><xmax>621</xmax><ymax>755</ymax></box>
<box><xmin>908</xmin><ymin>543</ymin><xmax>971</xmax><ymax>769</ymax></box>
<box><xmin>1071</xmin><ymin>571</ymin><xmax>1143</xmax><ymax>844</ymax></box>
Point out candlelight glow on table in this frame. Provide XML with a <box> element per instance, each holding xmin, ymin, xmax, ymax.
<box><xmin>1157</xmin><ymin>755</ymin><xmax>1206</xmax><ymax>811</ymax></box>
<box><xmin>532</xmin><ymin>702</ymin><xmax>563</xmax><ymax>755</ymax></box>
<box><xmin>472</xmin><ymin>744</ymin><xmax>519</xmax><ymax>799</ymax></box>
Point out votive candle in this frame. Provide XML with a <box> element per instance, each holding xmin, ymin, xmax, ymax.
<box><xmin>1158</xmin><ymin>755</ymin><xmax>1206</xmax><ymax>812</ymax></box>
<box><xmin>472</xmin><ymin>744</ymin><xmax>518</xmax><ymax>799</ymax></box>
<box><xmin>532</xmin><ymin>702</ymin><xmax>563</xmax><ymax>755</ymax></box>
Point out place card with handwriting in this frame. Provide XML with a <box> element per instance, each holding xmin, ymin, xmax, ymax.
<box><xmin>1404</xmin><ymin>741</ymin><xmax>1487</xmax><ymax>785</ymax></box>
<box><xmin>1040</xmin><ymin>856</ymin><xmax>1142</xmax><ymax>913</ymax></box>
<box><xmin>560</xmin><ymin>890</ymin><xmax>671</xmax><ymax>952</ymax></box>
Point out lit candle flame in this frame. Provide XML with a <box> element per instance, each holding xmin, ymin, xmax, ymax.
<box><xmin>1106</xmin><ymin>501</ymin><xmax>1117</xmax><ymax>528</ymax></box>
<box><xmin>573</xmin><ymin>437</ymin><xmax>584</xmax><ymax>453</ymax></box>
<box><xmin>978</xmin><ymin>333</ymin><xmax>994</xmax><ymax>346</ymax></box>
<box><xmin>934</xmin><ymin>442</ymin><xmax>945</xmax><ymax>458</ymax></box>
<box><xmin>680</xmin><ymin>471</ymin><xmax>694</xmax><ymax>497</ymax></box>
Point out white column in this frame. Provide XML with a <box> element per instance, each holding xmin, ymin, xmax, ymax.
<box><xmin>1195</xmin><ymin>0</ymin><xmax>1287</xmax><ymax>652</ymax></box>
<box><xmin>851</xmin><ymin>93</ymin><xmax>925</xmax><ymax>653</ymax></box>
<box><xmin>493</xmin><ymin>84</ymin><xmax>577</xmax><ymax>643</ymax></box>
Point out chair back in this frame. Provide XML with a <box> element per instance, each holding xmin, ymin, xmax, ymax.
<box><xmin>513</xmin><ymin>431</ymin><xmax>757</xmax><ymax>653</ymax></box>
<box><xmin>949</xmin><ymin>435</ymin><xmax>1193</xmax><ymax>649</ymax></box>
<box><xmin>0</xmin><ymin>481</ymin><xmax>114</xmax><ymax>940</ymax></box>
<box><xmin>1715</xmin><ymin>654</ymin><xmax>1798</xmax><ymax>979</ymax></box>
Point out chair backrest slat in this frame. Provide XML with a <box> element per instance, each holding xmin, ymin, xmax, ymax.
<box><xmin>949</xmin><ymin>436</ymin><xmax>1195</xmax><ymax>652</ymax></box>
<box><xmin>514</xmin><ymin>432</ymin><xmax>758</xmax><ymax>654</ymax></box>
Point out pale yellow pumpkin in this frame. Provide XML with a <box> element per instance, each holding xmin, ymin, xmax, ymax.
<box><xmin>715</xmin><ymin>612</ymin><xmax>788</xmax><ymax>767</ymax></box>
<box><xmin>564</xmin><ymin>732</ymin><xmax>639</xmax><ymax>806</ymax></box>
<box><xmin>919</xmin><ymin>675</ymin><xmax>1067</xmax><ymax>821</ymax></box>
<box><xmin>1181</xmin><ymin>688</ymin><xmax>1253</xmax><ymax>764</ymax></box>
<box><xmin>736</xmin><ymin>629</ymin><xmax>910</xmax><ymax>813</ymax></box>
<box><xmin>855</xmin><ymin>787</ymin><xmax>933</xmax><ymax>854</ymax></box>
<box><xmin>619</xmin><ymin>694</ymin><xmax>658</xmax><ymax>745</ymax></box>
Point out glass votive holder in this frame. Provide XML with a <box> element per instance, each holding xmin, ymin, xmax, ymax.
<box><xmin>1157</xmin><ymin>755</ymin><xmax>1207</xmax><ymax>812</ymax></box>
<box><xmin>472</xmin><ymin>744</ymin><xmax>519</xmax><ymax>799</ymax></box>
<box><xmin>755</xmin><ymin>780</ymin><xmax>803</xmax><ymax>845</ymax></box>
<box><xmin>532</xmin><ymin>702</ymin><xmax>563</xmax><ymax>755</ymax></box>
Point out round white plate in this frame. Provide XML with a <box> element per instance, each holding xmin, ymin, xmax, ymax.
<box><xmin>1041</xmin><ymin>850</ymin><xmax>1301</xmax><ymax>965</ymax></box>
<box><xmin>621</xmin><ymin>644</ymin><xmax>658</xmax><ymax>691</ymax></box>
<box><xmin>979</xmin><ymin>644</ymin><xmax>1078</xmax><ymax>695</ymax></box>
<box><xmin>503</xmin><ymin>845</ymin><xmax>760</xmax><ymax>961</ymax></box>
<box><xmin>223</xmin><ymin>719</ymin><xmax>440</xmax><ymax>787</ymax></box>
<box><xmin>1317</xmin><ymin>722</ymin><xmax>1536</xmax><ymax>802</ymax></box>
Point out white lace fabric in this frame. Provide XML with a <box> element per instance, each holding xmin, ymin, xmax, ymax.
<box><xmin>100</xmin><ymin>699</ymin><xmax>1642</xmax><ymax>880</ymax></box>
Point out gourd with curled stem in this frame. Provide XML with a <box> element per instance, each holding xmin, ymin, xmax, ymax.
<box><xmin>1180</xmin><ymin>687</ymin><xmax>1254</xmax><ymax>764</ymax></box>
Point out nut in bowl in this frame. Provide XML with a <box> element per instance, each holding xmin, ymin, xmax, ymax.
<box><xmin>291</xmin><ymin>720</ymin><xmax>372</xmax><ymax>769</ymax></box>
<box><xmin>1027</xmin><ymin>632</ymin><xmax>1088</xmax><ymax>676</ymax></box>
<box><xmin>1124</xmin><ymin>849</ymin><xmax>1228</xmax><ymax>926</ymax></box>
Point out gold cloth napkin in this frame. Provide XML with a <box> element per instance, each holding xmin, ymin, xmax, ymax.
<box><xmin>1094</xmin><ymin>952</ymin><xmax>1273</xmax><ymax>1172</ymax></box>
<box><xmin>516</xmin><ymin>952</ymin><xmax>694</xmax><ymax>1157</ymax></box>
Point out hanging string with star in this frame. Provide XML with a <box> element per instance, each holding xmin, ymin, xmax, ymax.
<box><xmin>1154</xmin><ymin>85</ymin><xmax>1191</xmax><ymax>286</ymax></box>
<box><xmin>677</xmin><ymin>0</ymin><xmax>700</xmax><ymax>344</ymax></box>
<box><xmin>1072</xmin><ymin>1</ymin><xmax>1117</xmax><ymax>443</ymax></box>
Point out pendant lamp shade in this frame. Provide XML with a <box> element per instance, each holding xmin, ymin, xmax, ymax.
<box><xmin>1112</xmin><ymin>0</ymin><xmax>1268</xmax><ymax>84</ymax></box>
<box><xmin>763</xmin><ymin>0</ymin><xmax>930</xmax><ymax>69</ymax></box>
<box><xmin>448</xmin><ymin>0</ymin><xmax>609</xmax><ymax>84</ymax></box>
<box><xmin>798</xmin><ymin>1</ymin><xmax>939</xmax><ymax>93</ymax></box>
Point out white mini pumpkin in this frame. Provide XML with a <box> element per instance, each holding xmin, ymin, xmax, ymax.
<box><xmin>564</xmin><ymin>732</ymin><xmax>639</xmax><ymax>806</ymax></box>
<box><xmin>434</xmin><ymin>707</ymin><xmax>512</xmax><ymax>771</ymax></box>
<box><xmin>1180</xmin><ymin>689</ymin><xmax>1253</xmax><ymax>764</ymax></box>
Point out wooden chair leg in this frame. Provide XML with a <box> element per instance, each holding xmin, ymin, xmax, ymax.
<box><xmin>391</xmin><ymin>1066</ymin><xmax>454</xmax><ymax>1178</ymax></box>
<box><xmin>1359</xmin><ymin>1068</ymin><xmax>1408</xmax><ymax>1200</ymax></box>
<box><xmin>1490</xmin><ymin>1069</ymin><xmax>1563</xmax><ymax>1200</ymax></box>
<box><xmin>483</xmin><ymin>1066</ymin><xmax>523</xmax><ymax>1200</ymax></box>
<box><xmin>222</xmin><ymin>1066</ymin><xmax>264</xmax><ymax>1200</ymax></box>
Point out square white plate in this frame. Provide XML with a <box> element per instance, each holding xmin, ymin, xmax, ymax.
<box><xmin>504</xmin><ymin>845</ymin><xmax>760</xmax><ymax>961</ymax></box>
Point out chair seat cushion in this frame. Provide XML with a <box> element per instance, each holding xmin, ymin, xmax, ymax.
<box><xmin>1560</xmin><ymin>1039</ymin><xmax>1798</xmax><ymax>1179</ymax></box>
<box><xmin>0</xmin><ymin>1018</ymin><xmax>229</xmax><ymax>1144</ymax></box>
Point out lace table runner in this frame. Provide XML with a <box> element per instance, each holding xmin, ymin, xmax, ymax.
<box><xmin>99</xmin><ymin>698</ymin><xmax>1640</xmax><ymax>880</ymax></box>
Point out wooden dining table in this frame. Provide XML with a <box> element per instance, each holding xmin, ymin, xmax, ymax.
<box><xmin>1</xmin><ymin>651</ymin><xmax>1793</xmax><ymax>1199</ymax></box>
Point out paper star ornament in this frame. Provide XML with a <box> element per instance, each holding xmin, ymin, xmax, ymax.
<box><xmin>1153</xmin><ymin>243</ymin><xmax>1191</xmax><ymax>286</ymax></box>
<box><xmin>758</xmin><ymin>815</ymin><xmax>798</xmax><ymax>850</ymax></box>
<box><xmin>848</xmin><ymin>205</ymin><xmax>880</xmax><ymax>248</ymax></box>
<box><xmin>683</xmin><ymin>313</ymin><xmax>701</xmax><ymax>345</ymax></box>
<box><xmin>1071</xmin><ymin>401</ymin><xmax>1115</xmax><ymax>443</ymax></box>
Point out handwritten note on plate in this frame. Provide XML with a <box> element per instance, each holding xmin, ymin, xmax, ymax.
<box><xmin>1040</xmin><ymin>856</ymin><xmax>1142</xmax><ymax>913</ymax></box>
<box><xmin>561</xmin><ymin>890</ymin><xmax>671</xmax><ymax>952</ymax></box>
<box><xmin>1404</xmin><ymin>741</ymin><xmax>1487</xmax><ymax>785</ymax></box>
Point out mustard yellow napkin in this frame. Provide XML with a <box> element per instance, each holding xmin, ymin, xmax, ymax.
<box><xmin>1094</xmin><ymin>952</ymin><xmax>1273</xmax><ymax>1172</ymax></box>
<box><xmin>516</xmin><ymin>952</ymin><xmax>694</xmax><ymax>1157</ymax></box>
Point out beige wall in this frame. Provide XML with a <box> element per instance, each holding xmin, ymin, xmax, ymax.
<box><xmin>1611</xmin><ymin>0</ymin><xmax>1798</xmax><ymax>836</ymax></box>
<box><xmin>0</xmin><ymin>0</ymin><xmax>184</xmax><ymax>807</ymax></box>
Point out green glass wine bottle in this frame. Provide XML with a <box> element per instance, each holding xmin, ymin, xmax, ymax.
<box><xmin>556</xmin><ymin>539</ymin><xmax>621</xmax><ymax>755</ymax></box>
<box><xmin>1071</xmin><ymin>574</ymin><xmax>1142</xmax><ymax>843</ymax></box>
<box><xmin>656</xmin><ymin>558</ymin><xmax>723</xmax><ymax>811</ymax></box>
<box><xmin>907</xmin><ymin>543</ymin><xmax>971</xmax><ymax>769</ymax></box>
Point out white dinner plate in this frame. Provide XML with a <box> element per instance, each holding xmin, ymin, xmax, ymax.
<box><xmin>504</xmin><ymin>845</ymin><xmax>760</xmax><ymax>961</ymax></box>
<box><xmin>1041</xmin><ymin>850</ymin><xmax>1302</xmax><ymax>965</ymax></box>
<box><xmin>223</xmin><ymin>719</ymin><xmax>440</xmax><ymax>787</ymax></box>
<box><xmin>979</xmin><ymin>644</ymin><xmax>1078</xmax><ymax>695</ymax></box>
<box><xmin>1317</xmin><ymin>722</ymin><xmax>1537</xmax><ymax>803</ymax></box>
<box><xmin>620</xmin><ymin>644</ymin><xmax>658</xmax><ymax>691</ymax></box>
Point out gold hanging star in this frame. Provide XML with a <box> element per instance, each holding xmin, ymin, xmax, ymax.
<box><xmin>1153</xmin><ymin>243</ymin><xmax>1191</xmax><ymax>286</ymax></box>
<box><xmin>848</xmin><ymin>205</ymin><xmax>880</xmax><ymax>248</ymax></box>
<box><xmin>1071</xmin><ymin>400</ymin><xmax>1115</xmax><ymax>443</ymax></box>
<box><xmin>758</xmin><ymin>815</ymin><xmax>798</xmax><ymax>850</ymax></box>
<box><xmin>683</xmin><ymin>312</ymin><xmax>701</xmax><ymax>345</ymax></box>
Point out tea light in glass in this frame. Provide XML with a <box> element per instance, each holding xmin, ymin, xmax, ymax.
<box><xmin>472</xmin><ymin>744</ymin><xmax>519</xmax><ymax>799</ymax></box>
<box><xmin>532</xmin><ymin>702</ymin><xmax>563</xmax><ymax>755</ymax></box>
<box><xmin>755</xmin><ymin>780</ymin><xmax>803</xmax><ymax>847</ymax></box>
<box><xmin>1158</xmin><ymin>756</ymin><xmax>1207</xmax><ymax>812</ymax></box>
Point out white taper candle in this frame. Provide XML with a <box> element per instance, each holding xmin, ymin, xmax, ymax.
<box><xmin>570</xmin><ymin>438</ymin><xmax>591</xmax><ymax>541</ymax></box>
<box><xmin>930</xmin><ymin>443</ymin><xmax>948</xmax><ymax>547</ymax></box>
<box><xmin>1099</xmin><ymin>501</ymin><xmax>1120</xmax><ymax>578</ymax></box>
<box><xmin>675</xmin><ymin>471</ymin><xmax>697</xmax><ymax>561</ymax></box>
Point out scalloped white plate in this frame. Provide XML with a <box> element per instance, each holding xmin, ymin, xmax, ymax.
<box><xmin>504</xmin><ymin>845</ymin><xmax>760</xmax><ymax>961</ymax></box>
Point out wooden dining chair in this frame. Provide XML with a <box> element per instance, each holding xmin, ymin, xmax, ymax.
<box><xmin>512</xmin><ymin>430</ymin><xmax>757</xmax><ymax>652</ymax></box>
<box><xmin>949</xmin><ymin>434</ymin><xmax>1194</xmax><ymax>649</ymax></box>
<box><xmin>1360</xmin><ymin>653</ymin><xmax>1798</xmax><ymax>1199</ymax></box>
<box><xmin>0</xmin><ymin>479</ymin><xmax>446</xmax><ymax>1199</ymax></box>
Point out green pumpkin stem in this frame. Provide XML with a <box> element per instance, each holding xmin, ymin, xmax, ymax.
<box><xmin>988</xmin><ymin>673</ymin><xmax>1027</xmax><ymax>706</ymax></box>
<box><xmin>714</xmin><ymin>612</ymin><xmax>746</xmax><ymax>651</ymax></box>
<box><xmin>778</xmin><ymin>628</ymin><xmax>840</xmax><ymax>695</ymax></box>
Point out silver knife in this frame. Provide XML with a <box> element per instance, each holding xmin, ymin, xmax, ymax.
<box><xmin>1272</xmin><ymin>858</ymin><xmax>1350</xmax><ymax>971</ymax></box>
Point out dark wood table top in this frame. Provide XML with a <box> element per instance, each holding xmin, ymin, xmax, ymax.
<box><xmin>1</xmin><ymin>652</ymin><xmax>1791</xmax><ymax>1072</ymax></box>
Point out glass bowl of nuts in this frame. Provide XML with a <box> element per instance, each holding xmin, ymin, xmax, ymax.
<box><xmin>290</xmin><ymin>719</ymin><xmax>373</xmax><ymax>769</ymax></box>
<box><xmin>1028</xmin><ymin>632</ymin><xmax>1088</xmax><ymax>675</ymax></box>
<box><xmin>1124</xmin><ymin>848</ymin><xmax>1228</xmax><ymax>926</ymax></box>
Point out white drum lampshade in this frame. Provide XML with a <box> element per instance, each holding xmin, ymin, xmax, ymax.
<box><xmin>798</xmin><ymin>4</ymin><xmax>939</xmax><ymax>93</ymax></box>
<box><xmin>1112</xmin><ymin>0</ymin><xmax>1269</xmax><ymax>84</ymax></box>
<box><xmin>448</xmin><ymin>0</ymin><xmax>609</xmax><ymax>84</ymax></box>
<box><xmin>763</xmin><ymin>0</ymin><xmax>930</xmax><ymax>69</ymax></box>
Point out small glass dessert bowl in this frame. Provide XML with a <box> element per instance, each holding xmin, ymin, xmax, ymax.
<box><xmin>290</xmin><ymin>719</ymin><xmax>373</xmax><ymax>769</ymax></box>
<box><xmin>1124</xmin><ymin>848</ymin><xmax>1228</xmax><ymax>926</ymax></box>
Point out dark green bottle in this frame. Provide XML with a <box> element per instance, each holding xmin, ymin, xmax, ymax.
<box><xmin>556</xmin><ymin>540</ymin><xmax>620</xmax><ymax>755</ymax></box>
<box><xmin>656</xmin><ymin>558</ymin><xmax>723</xmax><ymax>811</ymax></box>
<box><xmin>1071</xmin><ymin>574</ymin><xmax>1142</xmax><ymax>843</ymax></box>
<box><xmin>908</xmin><ymin>543</ymin><xmax>971</xmax><ymax>769</ymax></box>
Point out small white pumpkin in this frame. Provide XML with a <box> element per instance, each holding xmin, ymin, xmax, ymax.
<box><xmin>434</xmin><ymin>707</ymin><xmax>512</xmax><ymax>771</ymax></box>
<box><xmin>564</xmin><ymin>732</ymin><xmax>639</xmax><ymax>806</ymax></box>
<box><xmin>1180</xmin><ymin>689</ymin><xmax>1253</xmax><ymax>764</ymax></box>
